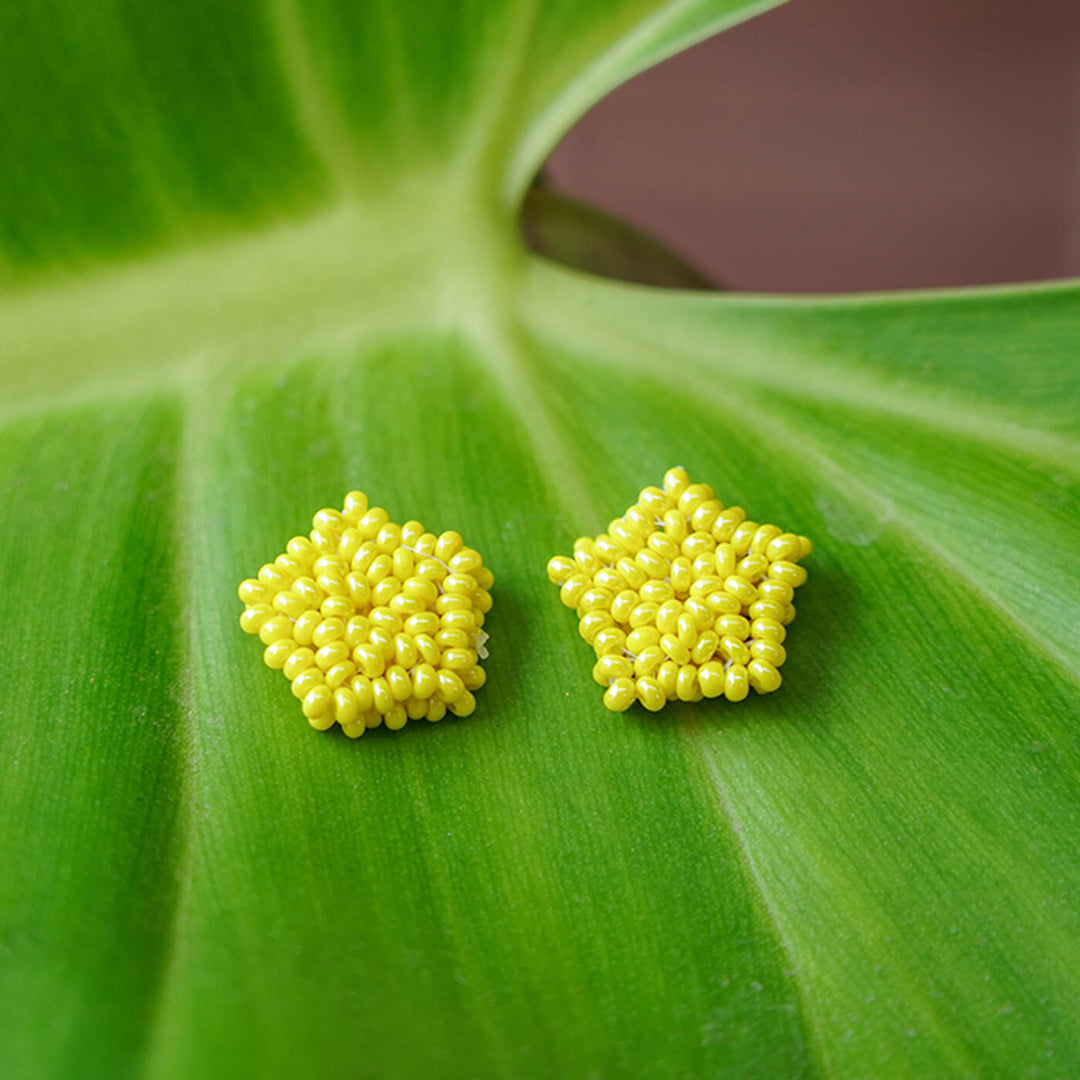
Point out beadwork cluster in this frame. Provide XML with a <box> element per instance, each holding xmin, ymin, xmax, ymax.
<box><xmin>546</xmin><ymin>467</ymin><xmax>810</xmax><ymax>713</ymax></box>
<box><xmin>238</xmin><ymin>492</ymin><xmax>493</xmax><ymax>737</ymax></box>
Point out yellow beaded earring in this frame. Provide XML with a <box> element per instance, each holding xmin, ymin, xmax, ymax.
<box><xmin>238</xmin><ymin>491</ymin><xmax>493</xmax><ymax>738</ymax></box>
<box><xmin>546</xmin><ymin>467</ymin><xmax>810</xmax><ymax>714</ymax></box>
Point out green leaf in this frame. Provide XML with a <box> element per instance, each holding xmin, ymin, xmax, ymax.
<box><xmin>1</xmin><ymin>2</ymin><xmax>1078</xmax><ymax>1078</ymax></box>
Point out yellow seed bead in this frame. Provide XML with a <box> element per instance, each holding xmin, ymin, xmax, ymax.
<box><xmin>353</xmin><ymin>644</ymin><xmax>385</xmax><ymax>679</ymax></box>
<box><xmin>345</xmin><ymin>573</ymin><xmax>371</xmax><ymax>607</ymax></box>
<box><xmin>315</xmin><ymin>640</ymin><xmax>350</xmax><ymax>670</ymax></box>
<box><xmin>681</xmin><ymin>533</ymin><xmax>715</xmax><ymax>559</ymax></box>
<box><xmin>592</xmin><ymin>626</ymin><xmax>627</xmax><ymax>656</ymax></box>
<box><xmin>406</xmin><ymin>697</ymin><xmax>428</xmax><ymax>720</ymax></box>
<box><xmin>426</xmin><ymin>699</ymin><xmax>446</xmax><ymax>722</ymax></box>
<box><xmin>302</xmin><ymin>683</ymin><xmax>333</xmax><ymax>720</ymax></box>
<box><xmin>414</xmin><ymin>532</ymin><xmax>438</xmax><ymax>557</ymax></box>
<box><xmin>692</xmin><ymin>630</ymin><xmax>720</xmax><ymax>665</ymax></box>
<box><xmin>611</xmin><ymin>521</ymin><xmax>644</xmax><ymax>555</ymax></box>
<box><xmin>434</xmin><ymin>530</ymin><xmax>464</xmax><ymax>562</ymax></box>
<box><xmin>259</xmin><ymin>615</ymin><xmax>293</xmax><ymax>645</ymax></box>
<box><xmin>625</xmin><ymin>626</ymin><xmax>661</xmax><ymax>654</ymax></box>
<box><xmin>797</xmin><ymin>536</ymin><xmax>813</xmax><ymax>559</ymax></box>
<box><xmin>705</xmin><ymin>590</ymin><xmax>742</xmax><ymax>616</ymax></box>
<box><xmin>725</xmin><ymin>664</ymin><xmax>750</xmax><ymax>702</ymax></box>
<box><xmin>758</xmin><ymin>579</ymin><xmax>794</xmax><ymax>605</ymax></box>
<box><xmin>369</xmin><ymin>628</ymin><xmax>395</xmax><ymax>660</ymax></box>
<box><xmin>333</xmin><ymin>687</ymin><xmax>359</xmax><ymax>725</ymax></box>
<box><xmin>371</xmin><ymin>577</ymin><xmax>401</xmax><ymax>607</ymax></box>
<box><xmin>462</xmin><ymin>666</ymin><xmax>487</xmax><ymax>691</ymax></box>
<box><xmin>385</xmin><ymin>704</ymin><xmax>409</xmax><ymax>730</ymax></box>
<box><xmin>474</xmin><ymin>566</ymin><xmax>495</xmax><ymax>590</ymax></box>
<box><xmin>766</xmin><ymin>533</ymin><xmax>803</xmax><ymax>563</ymax></box>
<box><xmin>412</xmin><ymin>663</ymin><xmax>438</xmax><ymax>699</ymax></box>
<box><xmin>769</xmin><ymin>560</ymin><xmax>808</xmax><ymax>587</ymax></box>
<box><xmin>670</xmin><ymin>556</ymin><xmax>692</xmax><ymax>594</ymax></box>
<box><xmin>748</xmin><ymin>599</ymin><xmax>787</xmax><ymax>623</ymax></box>
<box><xmin>449</xmin><ymin>548</ymin><xmax>482</xmax><ymax>575</ymax></box>
<box><xmin>676</xmin><ymin>612</ymin><xmax>698</xmax><ymax>649</ymax></box>
<box><xmin>405</xmin><ymin>611</ymin><xmax>441</xmax><ymax>636</ymax></box>
<box><xmin>749</xmin><ymin>658</ymin><xmax>783</xmax><ymax>694</ymax></box>
<box><xmin>337</xmin><ymin>531</ymin><xmax>362</xmax><ymax>563</ymax></box>
<box><xmin>238</xmin><ymin>578</ymin><xmax>271</xmax><ymax>605</ymax></box>
<box><xmin>291</xmin><ymin>668</ymin><xmax>324</xmax><ymax>700</ymax></box>
<box><xmin>657</xmin><ymin>660</ymin><xmax>679</xmax><ymax>700</ymax></box>
<box><xmin>341</xmin><ymin>721</ymin><xmax>366</xmax><ymax>739</ymax></box>
<box><xmin>721</xmin><ymin>636</ymin><xmax>751</xmax><ymax>666</ymax></box>
<box><xmin>321</xmin><ymin>596</ymin><xmax>354</xmax><ymax>620</ymax></box>
<box><xmin>316</xmin><ymin>572</ymin><xmax>348</xmax><ymax>599</ymax></box>
<box><xmin>560</xmin><ymin>574</ymin><xmax>590</xmax><ymax>608</ymax></box>
<box><xmin>449</xmin><ymin>690</ymin><xmax>476</xmax><ymax>718</ymax></box>
<box><xmin>636</xmin><ymin>676</ymin><xmax>666</xmax><ymax>712</ymax></box>
<box><xmin>715</xmin><ymin>613</ymin><xmax>750</xmax><ymax>639</ymax></box>
<box><xmin>603</xmin><ymin>677</ymin><xmax>637</xmax><ymax>712</ymax></box>
<box><xmin>364</xmin><ymin>709</ymin><xmax>383</xmax><ymax>729</ymax></box>
<box><xmin>392</xmin><ymin>547</ymin><xmax>415</xmax><ymax>580</ymax></box>
<box><xmin>660</xmin><ymin>634</ymin><xmax>690</xmax><ymax>666</ymax></box>
<box><xmin>655</xmin><ymin>600</ymin><xmax>682</xmax><ymax>636</ymax></box>
<box><xmin>371</xmin><ymin>677</ymin><xmax>395</xmax><ymax>714</ymax></box>
<box><xmin>633</xmin><ymin>645</ymin><xmax>665</xmax><ymax>678</ymax></box>
<box><xmin>624</xmin><ymin>505</ymin><xmax>652</xmax><ymax>534</ymax></box>
<box><xmin>325</xmin><ymin>661</ymin><xmax>355</xmax><ymax>690</ymax></box>
<box><xmin>698</xmin><ymin>661</ymin><xmax>725</xmax><ymax>698</ymax></box>
<box><xmin>635</xmin><ymin>549</ymin><xmax>669</xmax><ymax>580</ymax></box>
<box><xmin>312</xmin><ymin>617</ymin><xmax>346</xmax><ymax>648</ymax></box>
<box><xmin>662</xmin><ymin>509</ymin><xmax>688</xmax><ymax>542</ymax></box>
<box><xmin>261</xmin><ymin>646</ymin><xmax>296</xmax><ymax>684</ymax></box>
<box><xmin>389</xmin><ymin>593</ymin><xmax>423</xmax><ymax>617</ymax></box>
<box><xmin>356</xmin><ymin>507</ymin><xmax>389</xmax><ymax>540</ymax></box>
<box><xmin>343</xmin><ymin>490</ymin><xmax>369</xmax><ymax>522</ymax></box>
<box><xmin>638</xmin><ymin>486</ymin><xmax>671</xmax><ymax>515</ymax></box>
<box><xmin>750</xmin><ymin>618</ymin><xmax>786</xmax><ymax>644</ymax></box>
<box><xmin>736</xmin><ymin>554</ymin><xmax>770</xmax><ymax>582</ymax></box>
<box><xmin>663</xmin><ymin>466</ymin><xmax>690</xmax><ymax>496</ymax></box>
<box><xmin>677</xmin><ymin>484</ymin><xmax>713</xmax><ymax>516</ymax></box>
<box><xmin>417</xmin><ymin>557</ymin><xmax>447</xmax><ymax>584</ymax></box>
<box><xmin>750</xmin><ymin>524</ymin><xmax>782</xmax><ymax>556</ymax></box>
<box><xmin>275</xmin><ymin>554</ymin><xmax>305</xmax><ymax>578</ymax></box>
<box><xmin>441</xmin><ymin>609</ymin><xmax>477</xmax><ymax>632</ymax></box>
<box><xmin>728</xmin><ymin>522</ymin><xmax>756</xmax><ymax>557</ymax></box>
<box><xmin>676</xmin><ymin>664</ymin><xmax>699</xmax><ymax>702</ymax></box>
<box><xmin>691</xmin><ymin>553</ymin><xmax>716</xmax><ymax>579</ymax></box>
<box><xmin>401</xmin><ymin>576</ymin><xmax>438</xmax><ymax>606</ymax></box>
<box><xmin>415</xmin><ymin>633</ymin><xmax>441</xmax><ymax>665</ymax></box>
<box><xmin>400</xmin><ymin>519</ymin><xmax>424</xmax><ymax>547</ymax></box>
<box><xmin>393</xmin><ymin>633</ymin><xmax>419</xmax><ymax>668</ymax></box>
<box><xmin>441</xmin><ymin>648</ymin><xmax>475</xmax><ymax>671</ymax></box>
<box><xmin>629</xmin><ymin>602</ymin><xmax>660</xmax><ymax>629</ymax></box>
<box><xmin>548</xmin><ymin>556</ymin><xmax>576</xmax><ymax>585</ymax></box>
<box><xmin>639</xmin><ymin>579</ymin><xmax>674</xmax><ymax>605</ymax></box>
<box><xmin>684</xmin><ymin>598</ymin><xmax>714</xmax><ymax>631</ymax></box>
<box><xmin>579</xmin><ymin>587</ymin><xmax>614</xmax><ymax>614</ymax></box>
<box><xmin>594</xmin><ymin>567</ymin><xmax>624</xmax><ymax>592</ymax></box>
<box><xmin>349</xmin><ymin>674</ymin><xmax>375</xmax><ymax>712</ymax></box>
<box><xmin>579</xmin><ymin>611</ymin><xmax>615</xmax><ymax>643</ymax></box>
<box><xmin>594</xmin><ymin>655</ymin><xmax>634</xmax><ymax>684</ymax></box>
<box><xmin>307</xmin><ymin>711</ymin><xmax>336</xmax><ymax>732</ymax></box>
<box><xmin>283</xmin><ymin>648</ymin><xmax>316</xmax><ymax>681</ymax></box>
<box><xmin>239</xmin><ymin>603</ymin><xmax>273</xmax><ymax>634</ymax></box>
<box><xmin>258</xmin><ymin>563</ymin><xmax>291</xmax><ymax>590</ymax></box>
<box><xmin>309</xmin><ymin>529</ymin><xmax>337</xmax><ymax>556</ymax></box>
<box><xmin>367</xmin><ymin>553</ymin><xmax>393</xmax><ymax>584</ymax></box>
<box><xmin>616</xmin><ymin>557</ymin><xmax>648</xmax><ymax>591</ymax></box>
<box><xmin>386</xmin><ymin>665</ymin><xmax>412</xmax><ymax>701</ymax></box>
<box><xmin>691</xmin><ymin>500</ymin><xmax>723</xmax><ymax>533</ymax></box>
<box><xmin>750</xmin><ymin>639</ymin><xmax>787</xmax><ymax>667</ymax></box>
<box><xmin>437</xmin><ymin>669</ymin><xmax>465</xmax><ymax>704</ymax></box>
<box><xmin>592</xmin><ymin>534</ymin><xmax>621</xmax><ymax>563</ymax></box>
<box><xmin>782</xmin><ymin>604</ymin><xmax>797</xmax><ymax>626</ymax></box>
<box><xmin>272</xmin><ymin>592</ymin><xmax>308</xmax><ymax>620</ymax></box>
<box><xmin>611</xmin><ymin>590</ymin><xmax>638</xmax><ymax>624</ymax></box>
<box><xmin>723</xmin><ymin>575</ymin><xmax>757</xmax><ymax>606</ymax></box>
<box><xmin>474</xmin><ymin>589</ymin><xmax>493</xmax><ymax>614</ymax></box>
<box><xmin>647</xmin><ymin>532</ymin><xmax>680</xmax><ymax>561</ymax></box>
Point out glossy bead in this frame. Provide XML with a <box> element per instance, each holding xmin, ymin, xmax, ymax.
<box><xmin>625</xmin><ymin>627</ymin><xmax>661</xmax><ymax>654</ymax></box>
<box><xmin>722</xmin><ymin>575</ymin><xmax>757</xmax><ymax>606</ymax></box>
<box><xmin>656</xmin><ymin>600</ymin><xmax>682</xmax><ymax>635</ymax></box>
<box><xmin>748</xmin><ymin>599</ymin><xmax>787</xmax><ymax>623</ymax></box>
<box><xmin>758</xmin><ymin>579</ymin><xmax>794</xmax><ymax>605</ymax></box>
<box><xmin>302</xmin><ymin>684</ymin><xmax>332</xmax><ymax>720</ymax></box>
<box><xmin>579</xmin><ymin>610</ymin><xmax>615</xmax><ymax>643</ymax></box>
<box><xmin>448</xmin><ymin>690</ymin><xmax>477</xmax><ymax>717</ymax></box>
<box><xmin>312</xmin><ymin>617</ymin><xmax>346</xmax><ymax>648</ymax></box>
<box><xmin>724</xmin><ymin>664</ymin><xmax>750</xmax><ymax>702</ymax></box>
<box><xmin>657</xmin><ymin>660</ymin><xmax>679</xmax><ymax>700</ymax></box>
<box><xmin>411</xmin><ymin>664</ymin><xmax>438</xmax><ymax>699</ymax></box>
<box><xmin>712</xmin><ymin>506</ymin><xmax>746</xmax><ymax>543</ymax></box>
<box><xmin>660</xmin><ymin>634</ymin><xmax>690</xmax><ymax>666</ymax></box>
<box><xmin>437</xmin><ymin>669</ymin><xmax>465</xmax><ymax>703</ymax></box>
<box><xmin>414</xmin><ymin>633</ymin><xmax>441</xmax><ymax>665</ymax></box>
<box><xmin>639</xmin><ymin>579</ymin><xmax>674</xmax><ymax>605</ymax></box>
<box><xmin>692</xmin><ymin>630</ymin><xmax>720</xmax><ymax>665</ymax></box>
<box><xmin>315</xmin><ymin>641</ymin><xmax>350</xmax><ymax>671</ymax></box>
<box><xmin>748</xmin><ymin>658</ymin><xmax>782</xmax><ymax>694</ymax></box>
<box><xmin>750</xmin><ymin>639</ymin><xmax>787</xmax><ymax>667</ymax></box>
<box><xmin>425</xmin><ymin>699</ymin><xmax>446</xmax><ymax>723</ymax></box>
<box><xmin>603</xmin><ymin>677</ymin><xmax>637</xmax><ymax>712</ymax></box>
<box><xmin>263</xmin><ymin>639</ymin><xmax>295</xmax><ymax>669</ymax></box>
<box><xmin>663</xmin><ymin>467</ymin><xmax>690</xmax><ymax>495</ymax></box>
<box><xmin>332</xmin><ymin>687</ymin><xmax>359</xmax><ymax>725</ymax></box>
<box><xmin>781</xmin><ymin>604</ymin><xmax>797</xmax><ymax>625</ymax></box>
<box><xmin>592</xmin><ymin>626</ymin><xmax>626</xmax><ymax>657</ymax></box>
<box><xmin>769</xmin><ymin>560</ymin><xmax>808</xmax><ymax>587</ymax></box>
<box><xmin>662</xmin><ymin>509</ymin><xmax>688</xmax><ymax>542</ymax></box>
<box><xmin>676</xmin><ymin>612</ymin><xmax>698</xmax><ymax>649</ymax></box>
<box><xmin>720</xmin><ymin>636</ymin><xmax>751</xmax><ymax>666</ymax></box>
<box><xmin>633</xmin><ymin>646</ymin><xmax>665</xmax><ymax>678</ymax></box>
<box><xmin>636</xmin><ymin>676</ymin><xmax>666</xmax><ymax>712</ymax></box>
<box><xmin>238</xmin><ymin>579</ymin><xmax>270</xmax><ymax>605</ymax></box>
<box><xmin>548</xmin><ymin>556</ymin><xmax>576</xmax><ymax>585</ymax></box>
<box><xmin>239</xmin><ymin>603</ymin><xmax>274</xmax><ymax>634</ymax></box>
<box><xmin>766</xmin><ymin>532</ymin><xmax>802</xmax><ymax>563</ymax></box>
<box><xmin>670</xmin><ymin>556</ymin><xmax>692</xmax><ymax>594</ymax></box>
<box><xmin>405</xmin><ymin>697</ymin><xmax>428</xmax><ymax>721</ymax></box>
<box><xmin>291</xmin><ymin>668</ymin><xmax>324</xmax><ymax>700</ymax></box>
<box><xmin>259</xmin><ymin>615</ymin><xmax>293</xmax><ymax>645</ymax></box>
<box><xmin>385</xmin><ymin>703</ymin><xmax>409</xmax><ymax>730</ymax></box>
<box><xmin>750</xmin><ymin>618</ymin><xmax>786</xmax><ymax>644</ymax></box>
<box><xmin>698</xmin><ymin>661</ymin><xmax>725</xmax><ymax>698</ymax></box>
<box><xmin>273</xmin><ymin>592</ymin><xmax>308</xmax><ymax>620</ymax></box>
<box><xmin>715</xmin><ymin>613</ymin><xmax>750</xmax><ymax>639</ymax></box>
<box><xmin>628</xmin><ymin>602</ymin><xmax>660</xmax><ymax>629</ymax></box>
<box><xmin>704</xmin><ymin>590</ymin><xmax>741</xmax><ymax>616</ymax></box>
<box><xmin>736</xmin><ymin>554</ymin><xmax>770</xmax><ymax>582</ymax></box>
<box><xmin>325</xmin><ymin>661</ymin><xmax>355</xmax><ymax>690</ymax></box>
<box><xmin>635</xmin><ymin>549</ymin><xmax>669</xmax><ymax>580</ymax></box>
<box><xmin>676</xmin><ymin>664</ymin><xmax>699</xmax><ymax>702</ymax></box>
<box><xmin>462</xmin><ymin>666</ymin><xmax>487</xmax><ymax>691</ymax></box>
<box><xmin>594</xmin><ymin>654</ymin><xmax>635</xmax><ymax>684</ymax></box>
<box><xmin>353</xmin><ymin>644</ymin><xmax>385</xmax><ymax>679</ymax></box>
<box><xmin>283</xmin><ymin>648</ymin><xmax>316</xmax><ymax>681</ymax></box>
<box><xmin>685</xmin><ymin>598</ymin><xmax>714</xmax><ymax>631</ymax></box>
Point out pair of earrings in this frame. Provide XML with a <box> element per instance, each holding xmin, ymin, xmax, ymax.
<box><xmin>237</xmin><ymin>468</ymin><xmax>811</xmax><ymax>739</ymax></box>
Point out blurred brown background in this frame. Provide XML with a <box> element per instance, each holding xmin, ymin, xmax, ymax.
<box><xmin>546</xmin><ymin>0</ymin><xmax>1080</xmax><ymax>292</ymax></box>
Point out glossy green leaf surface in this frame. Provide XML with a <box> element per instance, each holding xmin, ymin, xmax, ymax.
<box><xmin>1</xmin><ymin>2</ymin><xmax>1078</xmax><ymax>1078</ymax></box>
